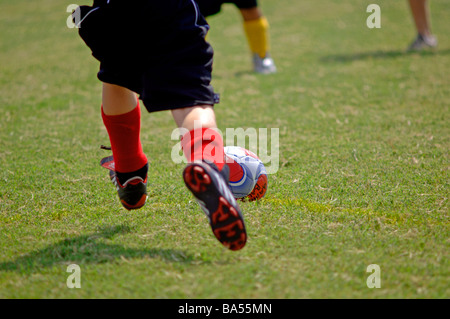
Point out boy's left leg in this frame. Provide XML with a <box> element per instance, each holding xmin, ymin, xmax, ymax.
<box><xmin>172</xmin><ymin>105</ymin><xmax>247</xmax><ymax>251</ymax></box>
<box><xmin>101</xmin><ymin>83</ymin><xmax>149</xmax><ymax>210</ymax></box>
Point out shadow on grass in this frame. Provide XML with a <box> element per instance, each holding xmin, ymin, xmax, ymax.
<box><xmin>319</xmin><ymin>48</ymin><xmax>450</xmax><ymax>63</ymax></box>
<box><xmin>234</xmin><ymin>70</ymin><xmax>255</xmax><ymax>77</ymax></box>
<box><xmin>0</xmin><ymin>225</ymin><xmax>197</xmax><ymax>274</ymax></box>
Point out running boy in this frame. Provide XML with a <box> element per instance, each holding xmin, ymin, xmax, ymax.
<box><xmin>73</xmin><ymin>0</ymin><xmax>246</xmax><ymax>251</ymax></box>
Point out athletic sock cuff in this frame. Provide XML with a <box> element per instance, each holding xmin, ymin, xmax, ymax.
<box><xmin>181</xmin><ymin>128</ymin><xmax>225</xmax><ymax>171</ymax></box>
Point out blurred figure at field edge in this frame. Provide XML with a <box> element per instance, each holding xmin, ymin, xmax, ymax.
<box><xmin>195</xmin><ymin>0</ymin><xmax>277</xmax><ymax>74</ymax></box>
<box><xmin>407</xmin><ymin>0</ymin><xmax>437</xmax><ymax>51</ymax></box>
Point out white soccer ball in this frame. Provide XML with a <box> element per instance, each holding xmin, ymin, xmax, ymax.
<box><xmin>224</xmin><ymin>146</ymin><xmax>268</xmax><ymax>201</ymax></box>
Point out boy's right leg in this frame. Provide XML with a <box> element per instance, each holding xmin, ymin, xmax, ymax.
<box><xmin>172</xmin><ymin>106</ymin><xmax>247</xmax><ymax>251</ymax></box>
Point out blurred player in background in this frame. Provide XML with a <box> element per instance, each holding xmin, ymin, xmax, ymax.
<box><xmin>73</xmin><ymin>0</ymin><xmax>247</xmax><ymax>251</ymax></box>
<box><xmin>195</xmin><ymin>0</ymin><xmax>277</xmax><ymax>74</ymax></box>
<box><xmin>407</xmin><ymin>0</ymin><xmax>437</xmax><ymax>51</ymax></box>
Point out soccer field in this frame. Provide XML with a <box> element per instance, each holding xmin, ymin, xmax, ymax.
<box><xmin>0</xmin><ymin>0</ymin><xmax>448</xmax><ymax>299</ymax></box>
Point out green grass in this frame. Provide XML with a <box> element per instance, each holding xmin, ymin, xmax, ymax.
<box><xmin>0</xmin><ymin>0</ymin><xmax>448</xmax><ymax>298</ymax></box>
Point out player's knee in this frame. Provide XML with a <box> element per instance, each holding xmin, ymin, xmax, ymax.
<box><xmin>239</xmin><ymin>7</ymin><xmax>262</xmax><ymax>21</ymax></box>
<box><xmin>102</xmin><ymin>83</ymin><xmax>138</xmax><ymax>115</ymax></box>
<box><xmin>172</xmin><ymin>105</ymin><xmax>217</xmax><ymax>130</ymax></box>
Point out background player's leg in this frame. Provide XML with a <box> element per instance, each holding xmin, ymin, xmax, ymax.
<box><xmin>239</xmin><ymin>7</ymin><xmax>276</xmax><ymax>73</ymax></box>
<box><xmin>408</xmin><ymin>0</ymin><xmax>432</xmax><ymax>37</ymax></box>
<box><xmin>407</xmin><ymin>0</ymin><xmax>437</xmax><ymax>51</ymax></box>
<box><xmin>240</xmin><ymin>7</ymin><xmax>268</xmax><ymax>58</ymax></box>
<box><xmin>239</xmin><ymin>6</ymin><xmax>262</xmax><ymax>21</ymax></box>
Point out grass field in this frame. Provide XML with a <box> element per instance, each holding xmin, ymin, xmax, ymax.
<box><xmin>0</xmin><ymin>0</ymin><xmax>448</xmax><ymax>299</ymax></box>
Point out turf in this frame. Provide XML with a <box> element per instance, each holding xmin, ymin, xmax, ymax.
<box><xmin>0</xmin><ymin>0</ymin><xmax>448</xmax><ymax>298</ymax></box>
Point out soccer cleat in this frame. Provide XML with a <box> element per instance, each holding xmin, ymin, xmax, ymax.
<box><xmin>183</xmin><ymin>161</ymin><xmax>247</xmax><ymax>251</ymax></box>
<box><xmin>100</xmin><ymin>156</ymin><xmax>148</xmax><ymax>211</ymax></box>
<box><xmin>253</xmin><ymin>53</ymin><xmax>277</xmax><ymax>74</ymax></box>
<box><xmin>407</xmin><ymin>33</ymin><xmax>438</xmax><ymax>52</ymax></box>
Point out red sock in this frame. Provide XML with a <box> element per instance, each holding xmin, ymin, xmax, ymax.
<box><xmin>101</xmin><ymin>101</ymin><xmax>148</xmax><ymax>173</ymax></box>
<box><xmin>181</xmin><ymin>128</ymin><xmax>225</xmax><ymax>171</ymax></box>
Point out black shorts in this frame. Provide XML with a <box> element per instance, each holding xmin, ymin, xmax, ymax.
<box><xmin>195</xmin><ymin>0</ymin><xmax>258</xmax><ymax>17</ymax></box>
<box><xmin>76</xmin><ymin>0</ymin><xmax>219</xmax><ymax>112</ymax></box>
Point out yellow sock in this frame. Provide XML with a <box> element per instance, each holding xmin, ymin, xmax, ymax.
<box><xmin>243</xmin><ymin>16</ymin><xmax>270</xmax><ymax>58</ymax></box>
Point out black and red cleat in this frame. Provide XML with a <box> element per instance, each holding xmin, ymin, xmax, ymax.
<box><xmin>101</xmin><ymin>156</ymin><xmax>148</xmax><ymax>211</ymax></box>
<box><xmin>183</xmin><ymin>161</ymin><xmax>247</xmax><ymax>251</ymax></box>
